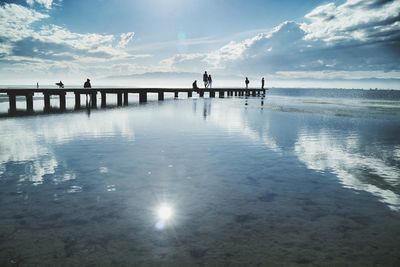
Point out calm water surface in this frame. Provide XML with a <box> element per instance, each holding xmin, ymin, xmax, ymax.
<box><xmin>0</xmin><ymin>89</ymin><xmax>400</xmax><ymax>266</ymax></box>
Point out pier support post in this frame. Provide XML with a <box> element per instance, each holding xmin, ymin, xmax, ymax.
<box><xmin>44</xmin><ymin>93</ymin><xmax>50</xmax><ymax>111</ymax></box>
<box><xmin>139</xmin><ymin>92</ymin><xmax>147</xmax><ymax>103</ymax></box>
<box><xmin>174</xmin><ymin>91</ymin><xmax>179</xmax><ymax>98</ymax></box>
<box><xmin>252</xmin><ymin>90</ymin><xmax>256</xmax><ymax>97</ymax></box>
<box><xmin>235</xmin><ymin>91</ymin><xmax>238</xmax><ymax>96</ymax></box>
<box><xmin>124</xmin><ymin>92</ymin><xmax>129</xmax><ymax>106</ymax></box>
<box><xmin>74</xmin><ymin>93</ymin><xmax>81</xmax><ymax>109</ymax></box>
<box><xmin>188</xmin><ymin>91</ymin><xmax>192</xmax><ymax>98</ymax></box>
<box><xmin>210</xmin><ymin>91</ymin><xmax>215</xmax><ymax>98</ymax></box>
<box><xmin>26</xmin><ymin>93</ymin><xmax>34</xmax><ymax>112</ymax></box>
<box><xmin>199</xmin><ymin>91</ymin><xmax>204</xmax><ymax>97</ymax></box>
<box><xmin>8</xmin><ymin>94</ymin><xmax>16</xmax><ymax>113</ymax></box>
<box><xmin>158</xmin><ymin>92</ymin><xmax>164</xmax><ymax>101</ymax></box>
<box><xmin>117</xmin><ymin>93</ymin><xmax>123</xmax><ymax>106</ymax></box>
<box><xmin>219</xmin><ymin>91</ymin><xmax>224</xmax><ymax>98</ymax></box>
<box><xmin>101</xmin><ymin>92</ymin><xmax>107</xmax><ymax>108</ymax></box>
<box><xmin>60</xmin><ymin>93</ymin><xmax>66</xmax><ymax>111</ymax></box>
<box><xmin>91</xmin><ymin>92</ymin><xmax>97</xmax><ymax>108</ymax></box>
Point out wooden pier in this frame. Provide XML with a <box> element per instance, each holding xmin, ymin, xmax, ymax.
<box><xmin>0</xmin><ymin>88</ymin><xmax>266</xmax><ymax>113</ymax></box>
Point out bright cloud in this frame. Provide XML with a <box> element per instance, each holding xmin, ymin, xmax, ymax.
<box><xmin>163</xmin><ymin>0</ymin><xmax>400</xmax><ymax>81</ymax></box>
<box><xmin>26</xmin><ymin>0</ymin><xmax>55</xmax><ymax>10</ymax></box>
<box><xmin>161</xmin><ymin>0</ymin><xmax>400</xmax><ymax>82</ymax></box>
<box><xmin>1</xmin><ymin>0</ymin><xmax>399</xmax><ymax>85</ymax></box>
<box><xmin>0</xmin><ymin>3</ymin><xmax>138</xmax><ymax>79</ymax></box>
<box><xmin>117</xmin><ymin>32</ymin><xmax>135</xmax><ymax>49</ymax></box>
<box><xmin>302</xmin><ymin>0</ymin><xmax>400</xmax><ymax>43</ymax></box>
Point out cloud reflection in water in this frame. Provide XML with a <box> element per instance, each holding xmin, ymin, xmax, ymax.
<box><xmin>295</xmin><ymin>130</ymin><xmax>400</xmax><ymax>211</ymax></box>
<box><xmin>0</xmin><ymin>111</ymin><xmax>135</xmax><ymax>186</ymax></box>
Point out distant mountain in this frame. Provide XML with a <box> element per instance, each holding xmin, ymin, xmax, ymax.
<box><xmin>104</xmin><ymin>72</ymin><xmax>241</xmax><ymax>80</ymax></box>
<box><xmin>106</xmin><ymin>72</ymin><xmax>200</xmax><ymax>80</ymax></box>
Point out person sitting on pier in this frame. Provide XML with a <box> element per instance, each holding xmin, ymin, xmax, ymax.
<box><xmin>203</xmin><ymin>71</ymin><xmax>208</xmax><ymax>88</ymax></box>
<box><xmin>84</xmin><ymin>78</ymin><xmax>91</xmax><ymax>88</ymax></box>
<box><xmin>192</xmin><ymin>80</ymin><xmax>199</xmax><ymax>89</ymax></box>
<box><xmin>56</xmin><ymin>81</ymin><xmax>64</xmax><ymax>88</ymax></box>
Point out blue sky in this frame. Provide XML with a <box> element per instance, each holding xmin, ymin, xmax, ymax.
<box><xmin>0</xmin><ymin>0</ymin><xmax>399</xmax><ymax>88</ymax></box>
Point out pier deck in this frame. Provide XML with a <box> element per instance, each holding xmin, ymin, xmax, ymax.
<box><xmin>0</xmin><ymin>88</ymin><xmax>266</xmax><ymax>113</ymax></box>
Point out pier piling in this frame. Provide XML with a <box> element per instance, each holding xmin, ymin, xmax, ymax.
<box><xmin>124</xmin><ymin>92</ymin><xmax>129</xmax><ymax>106</ymax></box>
<box><xmin>158</xmin><ymin>92</ymin><xmax>164</xmax><ymax>101</ymax></box>
<box><xmin>117</xmin><ymin>93</ymin><xmax>123</xmax><ymax>106</ymax></box>
<box><xmin>26</xmin><ymin>93</ymin><xmax>34</xmax><ymax>112</ymax></box>
<box><xmin>8</xmin><ymin>94</ymin><xmax>16</xmax><ymax>113</ymax></box>
<box><xmin>60</xmin><ymin>93</ymin><xmax>66</xmax><ymax>110</ymax></box>
<box><xmin>139</xmin><ymin>92</ymin><xmax>147</xmax><ymax>103</ymax></box>
<box><xmin>101</xmin><ymin>92</ymin><xmax>107</xmax><ymax>108</ymax></box>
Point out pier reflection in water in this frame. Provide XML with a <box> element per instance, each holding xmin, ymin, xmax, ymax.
<box><xmin>0</xmin><ymin>90</ymin><xmax>399</xmax><ymax>266</ymax></box>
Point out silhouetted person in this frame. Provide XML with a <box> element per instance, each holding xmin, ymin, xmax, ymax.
<box><xmin>208</xmin><ymin>75</ymin><xmax>212</xmax><ymax>88</ymax></box>
<box><xmin>261</xmin><ymin>77</ymin><xmax>265</xmax><ymax>89</ymax></box>
<box><xmin>245</xmin><ymin>77</ymin><xmax>250</xmax><ymax>89</ymax></box>
<box><xmin>192</xmin><ymin>80</ymin><xmax>199</xmax><ymax>89</ymax></box>
<box><xmin>203</xmin><ymin>71</ymin><xmax>208</xmax><ymax>88</ymax></box>
<box><xmin>56</xmin><ymin>81</ymin><xmax>64</xmax><ymax>88</ymax></box>
<box><xmin>84</xmin><ymin>78</ymin><xmax>91</xmax><ymax>88</ymax></box>
<box><xmin>36</xmin><ymin>82</ymin><xmax>39</xmax><ymax>89</ymax></box>
<box><xmin>84</xmin><ymin>78</ymin><xmax>91</xmax><ymax>103</ymax></box>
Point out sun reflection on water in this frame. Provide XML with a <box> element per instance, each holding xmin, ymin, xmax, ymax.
<box><xmin>155</xmin><ymin>203</ymin><xmax>174</xmax><ymax>230</ymax></box>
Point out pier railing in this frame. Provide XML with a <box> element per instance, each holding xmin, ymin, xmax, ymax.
<box><xmin>0</xmin><ymin>88</ymin><xmax>266</xmax><ymax>113</ymax></box>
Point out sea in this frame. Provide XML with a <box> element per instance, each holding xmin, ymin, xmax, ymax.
<box><xmin>0</xmin><ymin>88</ymin><xmax>399</xmax><ymax>266</ymax></box>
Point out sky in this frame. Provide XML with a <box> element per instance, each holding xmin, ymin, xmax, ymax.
<box><xmin>0</xmin><ymin>0</ymin><xmax>399</xmax><ymax>88</ymax></box>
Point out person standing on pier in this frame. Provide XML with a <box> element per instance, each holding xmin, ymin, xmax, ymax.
<box><xmin>36</xmin><ymin>82</ymin><xmax>39</xmax><ymax>89</ymax></box>
<box><xmin>84</xmin><ymin>78</ymin><xmax>92</xmax><ymax>103</ymax></box>
<box><xmin>208</xmin><ymin>74</ymin><xmax>213</xmax><ymax>88</ymax></box>
<box><xmin>261</xmin><ymin>77</ymin><xmax>265</xmax><ymax>89</ymax></box>
<box><xmin>245</xmin><ymin>77</ymin><xmax>250</xmax><ymax>89</ymax></box>
<box><xmin>203</xmin><ymin>71</ymin><xmax>208</xmax><ymax>88</ymax></box>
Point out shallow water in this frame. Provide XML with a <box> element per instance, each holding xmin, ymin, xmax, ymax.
<box><xmin>0</xmin><ymin>89</ymin><xmax>400</xmax><ymax>266</ymax></box>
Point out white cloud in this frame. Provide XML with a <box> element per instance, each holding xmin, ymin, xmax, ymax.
<box><xmin>117</xmin><ymin>32</ymin><xmax>135</xmax><ymax>49</ymax></box>
<box><xmin>26</xmin><ymin>0</ymin><xmax>55</xmax><ymax>10</ymax></box>
<box><xmin>157</xmin><ymin>0</ymin><xmax>399</xmax><ymax>81</ymax></box>
<box><xmin>0</xmin><ymin>3</ymin><xmax>49</xmax><ymax>42</ymax></box>
<box><xmin>302</xmin><ymin>0</ymin><xmax>400</xmax><ymax>43</ymax></box>
<box><xmin>0</xmin><ymin>3</ymin><xmax>139</xmax><ymax>78</ymax></box>
<box><xmin>160</xmin><ymin>53</ymin><xmax>206</xmax><ymax>71</ymax></box>
<box><xmin>190</xmin><ymin>0</ymin><xmax>400</xmax><ymax>78</ymax></box>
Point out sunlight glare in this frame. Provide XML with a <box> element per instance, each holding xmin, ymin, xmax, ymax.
<box><xmin>158</xmin><ymin>204</ymin><xmax>173</xmax><ymax>221</ymax></box>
